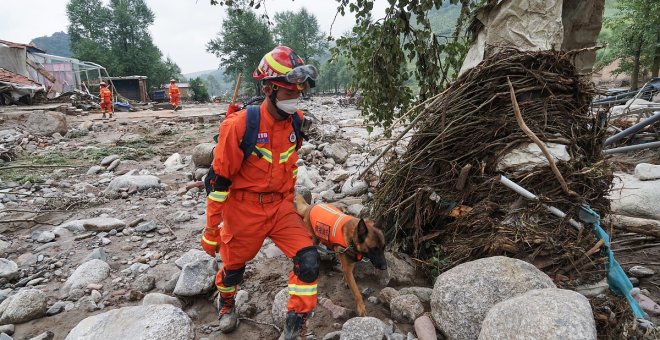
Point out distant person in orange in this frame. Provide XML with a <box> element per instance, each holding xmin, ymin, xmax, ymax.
<box><xmin>99</xmin><ymin>82</ymin><xmax>113</xmax><ymax>119</ymax></box>
<box><xmin>169</xmin><ymin>79</ymin><xmax>180</xmax><ymax>111</ymax></box>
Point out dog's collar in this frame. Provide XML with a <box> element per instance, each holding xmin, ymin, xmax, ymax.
<box><xmin>340</xmin><ymin>243</ymin><xmax>363</xmax><ymax>262</ymax></box>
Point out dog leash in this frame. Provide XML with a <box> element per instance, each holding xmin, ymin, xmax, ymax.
<box><xmin>315</xmin><ymin>244</ymin><xmax>368</xmax><ymax>262</ymax></box>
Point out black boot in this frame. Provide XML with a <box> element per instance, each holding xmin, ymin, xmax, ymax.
<box><xmin>218</xmin><ymin>295</ymin><xmax>238</xmax><ymax>333</ymax></box>
<box><xmin>282</xmin><ymin>311</ymin><xmax>307</xmax><ymax>340</ymax></box>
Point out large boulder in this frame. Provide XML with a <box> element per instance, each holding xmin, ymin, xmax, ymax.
<box><xmin>105</xmin><ymin>174</ymin><xmax>161</xmax><ymax>193</ymax></box>
<box><xmin>479</xmin><ymin>288</ymin><xmax>596</xmax><ymax>340</ymax></box>
<box><xmin>62</xmin><ymin>259</ymin><xmax>110</xmax><ymax>294</ymax></box>
<box><xmin>65</xmin><ymin>304</ymin><xmax>194</xmax><ymax>340</ymax></box>
<box><xmin>496</xmin><ymin>142</ymin><xmax>570</xmax><ymax>174</ymax></box>
<box><xmin>57</xmin><ymin>217</ymin><xmax>126</xmax><ymax>233</ymax></box>
<box><xmin>634</xmin><ymin>163</ymin><xmax>660</xmax><ymax>181</ymax></box>
<box><xmin>192</xmin><ymin>143</ymin><xmax>215</xmax><ymax>168</ymax></box>
<box><xmin>389</xmin><ymin>294</ymin><xmax>424</xmax><ymax>324</ymax></box>
<box><xmin>26</xmin><ymin>110</ymin><xmax>68</xmax><ymax>137</ymax></box>
<box><xmin>340</xmin><ymin>317</ymin><xmax>390</xmax><ymax>340</ymax></box>
<box><xmin>431</xmin><ymin>256</ymin><xmax>556</xmax><ymax>340</ymax></box>
<box><xmin>0</xmin><ymin>259</ymin><xmax>19</xmax><ymax>281</ymax></box>
<box><xmin>0</xmin><ymin>289</ymin><xmax>47</xmax><ymax>325</ymax></box>
<box><xmin>341</xmin><ymin>175</ymin><xmax>368</xmax><ymax>196</ymax></box>
<box><xmin>609</xmin><ymin>172</ymin><xmax>660</xmax><ymax>220</ymax></box>
<box><xmin>323</xmin><ymin>144</ymin><xmax>349</xmax><ymax>164</ymax></box>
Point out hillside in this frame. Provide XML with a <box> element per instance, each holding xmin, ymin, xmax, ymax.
<box><xmin>30</xmin><ymin>31</ymin><xmax>72</xmax><ymax>57</ymax></box>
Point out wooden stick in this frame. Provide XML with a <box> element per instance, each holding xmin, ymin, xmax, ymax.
<box><xmin>455</xmin><ymin>164</ymin><xmax>472</xmax><ymax>191</ymax></box>
<box><xmin>231</xmin><ymin>73</ymin><xmax>243</xmax><ymax>106</ymax></box>
<box><xmin>605</xmin><ymin>215</ymin><xmax>660</xmax><ymax>238</ymax></box>
<box><xmin>239</xmin><ymin>317</ymin><xmax>281</xmax><ymax>333</ymax></box>
<box><xmin>507</xmin><ymin>77</ymin><xmax>578</xmax><ymax>197</ymax></box>
<box><xmin>0</xmin><ymin>164</ymin><xmax>84</xmax><ymax>170</ymax></box>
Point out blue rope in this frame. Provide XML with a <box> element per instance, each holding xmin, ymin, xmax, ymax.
<box><xmin>578</xmin><ymin>205</ymin><xmax>647</xmax><ymax>320</ymax></box>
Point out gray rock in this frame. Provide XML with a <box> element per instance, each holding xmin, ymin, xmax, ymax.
<box><xmin>629</xmin><ymin>265</ymin><xmax>655</xmax><ymax>278</ymax></box>
<box><xmin>172</xmin><ymin>211</ymin><xmax>191</xmax><ymax>223</ymax></box>
<box><xmin>340</xmin><ymin>317</ymin><xmax>389</xmax><ymax>340</ymax></box>
<box><xmin>0</xmin><ymin>324</ymin><xmax>14</xmax><ymax>336</ymax></box>
<box><xmin>323</xmin><ymin>144</ymin><xmax>349</xmax><ymax>164</ymax></box>
<box><xmin>386</xmin><ymin>252</ymin><xmax>416</xmax><ymax>285</ymax></box>
<box><xmin>65</xmin><ymin>304</ymin><xmax>194</xmax><ymax>340</ymax></box>
<box><xmin>192</xmin><ymin>143</ymin><xmax>215</xmax><ymax>168</ymax></box>
<box><xmin>322</xmin><ymin>331</ymin><xmax>341</xmax><ymax>340</ymax></box>
<box><xmin>0</xmin><ymin>240</ymin><xmax>9</xmax><ymax>256</ymax></box>
<box><xmin>0</xmin><ymin>289</ymin><xmax>47</xmax><ymax>325</ymax></box>
<box><xmin>634</xmin><ymin>163</ymin><xmax>660</xmax><ymax>181</ymax></box>
<box><xmin>341</xmin><ymin>176</ymin><xmax>368</xmax><ymax>196</ymax></box>
<box><xmin>106</xmin><ymin>159</ymin><xmax>121</xmax><ymax>171</ymax></box>
<box><xmin>122</xmin><ymin>263</ymin><xmax>150</xmax><ymax>276</ymax></box>
<box><xmin>575</xmin><ymin>279</ymin><xmax>608</xmax><ymax>298</ymax></box>
<box><xmin>194</xmin><ymin>168</ymin><xmax>208</xmax><ymax>181</ymax></box>
<box><xmin>378</xmin><ymin>287</ymin><xmax>399</xmax><ymax>308</ymax></box>
<box><xmin>496</xmin><ymin>143</ymin><xmax>570</xmax><ymax>174</ymax></box>
<box><xmin>164</xmin><ymin>153</ymin><xmax>183</xmax><ymax>170</ymax></box>
<box><xmin>0</xmin><ymin>333</ymin><xmax>12</xmax><ymax>340</ymax></box>
<box><xmin>235</xmin><ymin>290</ymin><xmax>250</xmax><ymax>316</ymax></box>
<box><xmin>101</xmin><ymin>155</ymin><xmax>120</xmax><ymax>166</ymax></box>
<box><xmin>59</xmin><ymin>217</ymin><xmax>126</xmax><ymax>233</ymax></box>
<box><xmin>28</xmin><ymin>331</ymin><xmax>53</xmax><ymax>340</ymax></box>
<box><xmin>346</xmin><ymin>203</ymin><xmax>365</xmax><ymax>217</ymax></box>
<box><xmin>390</xmin><ymin>294</ymin><xmax>424</xmax><ymax>324</ymax></box>
<box><xmin>414</xmin><ymin>314</ymin><xmax>437</xmax><ymax>340</ymax></box>
<box><xmin>328</xmin><ymin>169</ymin><xmax>350</xmax><ymax>182</ymax></box>
<box><xmin>431</xmin><ymin>256</ymin><xmax>556</xmax><ymax>340</ymax></box>
<box><xmin>398</xmin><ymin>287</ymin><xmax>433</xmax><ymax>304</ymax></box>
<box><xmin>133</xmin><ymin>275</ymin><xmax>156</xmax><ymax>293</ymax></box>
<box><xmin>26</xmin><ymin>110</ymin><xmax>68</xmax><ymax>137</ymax></box>
<box><xmin>46</xmin><ymin>301</ymin><xmax>67</xmax><ymax>316</ymax></box>
<box><xmin>86</xmin><ymin>166</ymin><xmax>103</xmax><ymax>175</ymax></box>
<box><xmin>163</xmin><ymin>273</ymin><xmax>180</xmax><ymax>294</ymax></box>
<box><xmin>609</xmin><ymin>172</ymin><xmax>660</xmax><ymax>220</ymax></box>
<box><xmin>478</xmin><ymin>288</ymin><xmax>596</xmax><ymax>340</ymax></box>
<box><xmin>0</xmin><ymin>260</ymin><xmax>18</xmax><ymax>281</ymax></box>
<box><xmin>135</xmin><ymin>221</ymin><xmax>157</xmax><ymax>233</ymax></box>
<box><xmin>62</xmin><ymin>259</ymin><xmax>110</xmax><ymax>294</ymax></box>
<box><xmin>105</xmin><ymin>174</ymin><xmax>161</xmax><ymax>193</ymax></box>
<box><xmin>174</xmin><ymin>249</ymin><xmax>213</xmax><ymax>269</ymax></box>
<box><xmin>272</xmin><ymin>288</ymin><xmax>289</xmax><ymax>327</ymax></box>
<box><xmin>31</xmin><ymin>230</ymin><xmax>55</xmax><ymax>243</ymax></box>
<box><xmin>82</xmin><ymin>248</ymin><xmax>107</xmax><ymax>264</ymax></box>
<box><xmin>142</xmin><ymin>293</ymin><xmax>182</xmax><ymax>309</ymax></box>
<box><xmin>173</xmin><ymin>258</ymin><xmax>216</xmax><ymax>296</ymax></box>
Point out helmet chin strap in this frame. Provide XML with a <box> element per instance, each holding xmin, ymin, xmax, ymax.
<box><xmin>269</xmin><ymin>90</ymin><xmax>291</xmax><ymax>119</ymax></box>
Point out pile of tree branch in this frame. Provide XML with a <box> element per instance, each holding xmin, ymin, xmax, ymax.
<box><xmin>372</xmin><ymin>48</ymin><xmax>612</xmax><ymax>284</ymax></box>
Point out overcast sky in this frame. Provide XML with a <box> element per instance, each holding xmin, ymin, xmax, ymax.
<box><xmin>0</xmin><ymin>0</ymin><xmax>388</xmax><ymax>74</ymax></box>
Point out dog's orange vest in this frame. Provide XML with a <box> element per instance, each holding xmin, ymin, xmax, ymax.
<box><xmin>309</xmin><ymin>203</ymin><xmax>351</xmax><ymax>250</ymax></box>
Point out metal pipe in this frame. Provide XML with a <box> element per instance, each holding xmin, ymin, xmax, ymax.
<box><xmin>604</xmin><ymin>111</ymin><xmax>660</xmax><ymax>146</ymax></box>
<box><xmin>498</xmin><ymin>176</ymin><xmax>583</xmax><ymax>230</ymax></box>
<box><xmin>603</xmin><ymin>141</ymin><xmax>660</xmax><ymax>155</ymax></box>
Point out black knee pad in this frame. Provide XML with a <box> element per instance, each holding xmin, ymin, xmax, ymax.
<box><xmin>221</xmin><ymin>266</ymin><xmax>245</xmax><ymax>286</ymax></box>
<box><xmin>293</xmin><ymin>246</ymin><xmax>320</xmax><ymax>283</ymax></box>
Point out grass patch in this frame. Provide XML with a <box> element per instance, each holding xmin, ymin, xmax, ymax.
<box><xmin>30</xmin><ymin>150</ymin><xmax>72</xmax><ymax>165</ymax></box>
<box><xmin>1</xmin><ymin>169</ymin><xmax>45</xmax><ymax>184</ymax></box>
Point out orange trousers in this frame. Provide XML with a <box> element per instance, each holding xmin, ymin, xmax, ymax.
<box><xmin>100</xmin><ymin>100</ymin><xmax>113</xmax><ymax>113</ymax></box>
<box><xmin>210</xmin><ymin>193</ymin><xmax>317</xmax><ymax>313</ymax></box>
<box><xmin>170</xmin><ymin>95</ymin><xmax>180</xmax><ymax>107</ymax></box>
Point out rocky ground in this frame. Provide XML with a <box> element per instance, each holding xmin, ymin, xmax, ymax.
<box><xmin>0</xmin><ymin>97</ymin><xmax>659</xmax><ymax>340</ymax></box>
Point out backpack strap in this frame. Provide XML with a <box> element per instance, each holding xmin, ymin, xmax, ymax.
<box><xmin>291</xmin><ymin>111</ymin><xmax>305</xmax><ymax>150</ymax></box>
<box><xmin>239</xmin><ymin>105</ymin><xmax>262</xmax><ymax>161</ymax></box>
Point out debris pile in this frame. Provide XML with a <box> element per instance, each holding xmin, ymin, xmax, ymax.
<box><xmin>373</xmin><ymin>49</ymin><xmax>611</xmax><ymax>283</ymax></box>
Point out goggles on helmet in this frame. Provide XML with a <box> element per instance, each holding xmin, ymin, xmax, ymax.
<box><xmin>265</xmin><ymin>65</ymin><xmax>318</xmax><ymax>85</ymax></box>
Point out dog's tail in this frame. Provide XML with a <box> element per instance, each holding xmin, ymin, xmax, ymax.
<box><xmin>293</xmin><ymin>194</ymin><xmax>309</xmax><ymax>217</ymax></box>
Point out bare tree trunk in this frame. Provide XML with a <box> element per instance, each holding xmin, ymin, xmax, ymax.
<box><xmin>631</xmin><ymin>35</ymin><xmax>643</xmax><ymax>90</ymax></box>
<box><xmin>652</xmin><ymin>32</ymin><xmax>660</xmax><ymax>78</ymax></box>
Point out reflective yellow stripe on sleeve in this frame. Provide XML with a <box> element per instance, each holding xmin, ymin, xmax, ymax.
<box><xmin>279</xmin><ymin>145</ymin><xmax>297</xmax><ymax>163</ymax></box>
<box><xmin>217</xmin><ymin>285</ymin><xmax>236</xmax><ymax>293</ymax></box>
<box><xmin>288</xmin><ymin>283</ymin><xmax>317</xmax><ymax>296</ymax></box>
<box><xmin>208</xmin><ymin>191</ymin><xmax>229</xmax><ymax>202</ymax></box>
<box><xmin>202</xmin><ymin>235</ymin><xmax>217</xmax><ymax>246</ymax></box>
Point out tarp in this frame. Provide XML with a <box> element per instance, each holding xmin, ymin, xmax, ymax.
<box><xmin>0</xmin><ymin>44</ymin><xmax>30</xmax><ymax>78</ymax></box>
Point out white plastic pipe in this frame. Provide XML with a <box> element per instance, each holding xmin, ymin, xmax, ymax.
<box><xmin>499</xmin><ymin>175</ymin><xmax>583</xmax><ymax>230</ymax></box>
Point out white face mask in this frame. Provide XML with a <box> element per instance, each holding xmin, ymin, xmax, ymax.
<box><xmin>276</xmin><ymin>98</ymin><xmax>298</xmax><ymax>115</ymax></box>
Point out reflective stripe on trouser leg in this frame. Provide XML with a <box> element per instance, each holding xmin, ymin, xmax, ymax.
<box><xmin>286</xmin><ymin>271</ymin><xmax>317</xmax><ymax>313</ymax></box>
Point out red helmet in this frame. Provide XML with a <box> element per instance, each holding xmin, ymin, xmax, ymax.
<box><xmin>100</xmin><ymin>81</ymin><xmax>107</xmax><ymax>86</ymax></box>
<box><xmin>253</xmin><ymin>46</ymin><xmax>317</xmax><ymax>91</ymax></box>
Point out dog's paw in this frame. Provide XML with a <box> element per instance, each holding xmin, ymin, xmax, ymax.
<box><xmin>356</xmin><ymin>303</ymin><xmax>367</xmax><ymax>317</ymax></box>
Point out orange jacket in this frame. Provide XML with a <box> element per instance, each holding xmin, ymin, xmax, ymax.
<box><xmin>100</xmin><ymin>87</ymin><xmax>112</xmax><ymax>102</ymax></box>
<box><xmin>309</xmin><ymin>203</ymin><xmax>351</xmax><ymax>249</ymax></box>
<box><xmin>209</xmin><ymin>102</ymin><xmax>301</xmax><ymax>203</ymax></box>
<box><xmin>169</xmin><ymin>84</ymin><xmax>180</xmax><ymax>97</ymax></box>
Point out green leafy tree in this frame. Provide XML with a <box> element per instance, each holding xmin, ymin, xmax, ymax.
<box><xmin>205</xmin><ymin>75</ymin><xmax>223</xmax><ymax>96</ymax></box>
<box><xmin>597</xmin><ymin>0</ymin><xmax>660</xmax><ymax>88</ymax></box>
<box><xmin>273</xmin><ymin>8</ymin><xmax>328</xmax><ymax>64</ymax></box>
<box><xmin>67</xmin><ymin>0</ymin><xmax>182</xmax><ymax>90</ymax></box>
<box><xmin>318</xmin><ymin>53</ymin><xmax>353</xmax><ymax>94</ymax></box>
<box><xmin>210</xmin><ymin>0</ymin><xmax>475</xmax><ymax>129</ymax></box>
<box><xmin>207</xmin><ymin>8</ymin><xmax>275</xmax><ymax>94</ymax></box>
<box><xmin>190</xmin><ymin>77</ymin><xmax>211</xmax><ymax>102</ymax></box>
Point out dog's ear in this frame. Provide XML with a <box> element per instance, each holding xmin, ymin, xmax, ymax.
<box><xmin>357</xmin><ymin>219</ymin><xmax>368</xmax><ymax>243</ymax></box>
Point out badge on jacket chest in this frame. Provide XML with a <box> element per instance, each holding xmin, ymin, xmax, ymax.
<box><xmin>257</xmin><ymin>132</ymin><xmax>269</xmax><ymax>143</ymax></box>
<box><xmin>289</xmin><ymin>131</ymin><xmax>296</xmax><ymax>143</ymax></box>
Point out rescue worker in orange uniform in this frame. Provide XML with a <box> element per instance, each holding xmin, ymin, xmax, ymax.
<box><xmin>99</xmin><ymin>82</ymin><xmax>113</xmax><ymax>119</ymax></box>
<box><xmin>201</xmin><ymin>46</ymin><xmax>319</xmax><ymax>340</ymax></box>
<box><xmin>169</xmin><ymin>79</ymin><xmax>180</xmax><ymax>111</ymax></box>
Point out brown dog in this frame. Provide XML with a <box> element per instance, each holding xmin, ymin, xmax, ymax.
<box><xmin>294</xmin><ymin>194</ymin><xmax>387</xmax><ymax>316</ymax></box>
